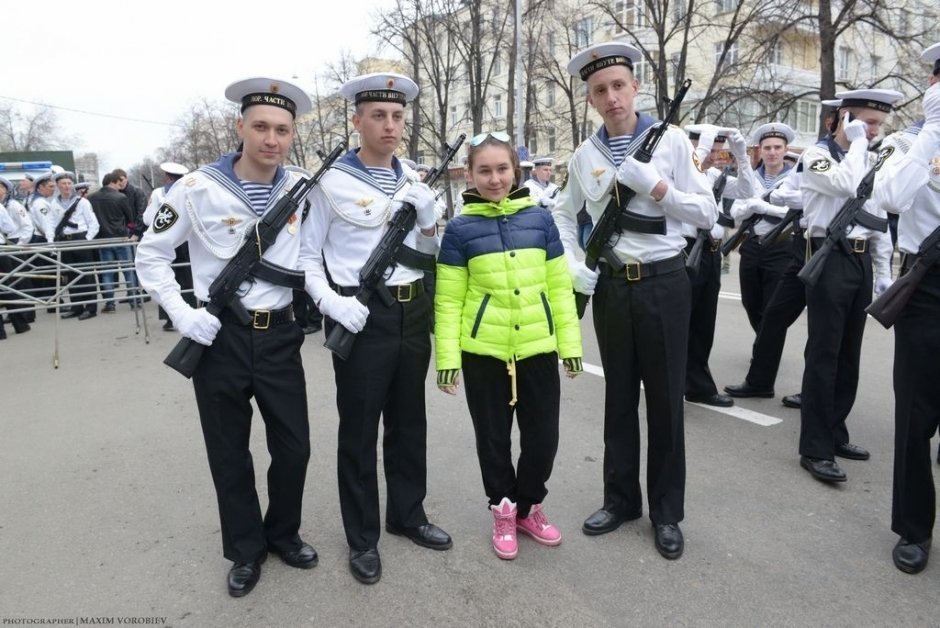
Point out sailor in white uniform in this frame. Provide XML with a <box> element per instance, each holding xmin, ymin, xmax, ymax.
<box><xmin>523</xmin><ymin>156</ymin><xmax>560</xmax><ymax>209</ymax></box>
<box><xmin>135</xmin><ymin>77</ymin><xmax>319</xmax><ymax>597</ymax></box>
<box><xmin>298</xmin><ymin>72</ymin><xmax>452</xmax><ymax>585</ymax></box>
<box><xmin>551</xmin><ymin>41</ymin><xmax>717</xmax><ymax>560</ymax></box>
<box><xmin>49</xmin><ymin>171</ymin><xmax>100</xmax><ymax>319</ymax></box>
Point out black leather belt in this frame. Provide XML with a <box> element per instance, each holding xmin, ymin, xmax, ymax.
<box><xmin>338</xmin><ymin>278</ymin><xmax>425</xmax><ymax>302</ymax></box>
<box><xmin>684</xmin><ymin>236</ymin><xmax>720</xmax><ymax>252</ymax></box>
<box><xmin>219</xmin><ymin>305</ymin><xmax>294</xmax><ymax>329</ymax></box>
<box><xmin>810</xmin><ymin>236</ymin><xmax>868</xmax><ymax>254</ymax></box>
<box><xmin>599</xmin><ymin>254</ymin><xmax>686</xmax><ymax>282</ymax></box>
<box><xmin>56</xmin><ymin>231</ymin><xmax>87</xmax><ymax>241</ymax></box>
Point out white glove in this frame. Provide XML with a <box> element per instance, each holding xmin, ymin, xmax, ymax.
<box><xmin>569</xmin><ymin>260</ymin><xmax>599</xmax><ymax>295</ymax></box>
<box><xmin>174</xmin><ymin>308</ymin><xmax>221</xmax><ymax>346</ymax></box>
<box><xmin>923</xmin><ymin>82</ymin><xmax>940</xmax><ymax>127</ymax></box>
<box><xmin>693</xmin><ymin>126</ymin><xmax>718</xmax><ymax>166</ymax></box>
<box><xmin>616</xmin><ymin>156</ymin><xmax>663</xmax><ymax>196</ymax></box>
<box><xmin>540</xmin><ymin>196</ymin><xmax>556</xmax><ymax>210</ymax></box>
<box><xmin>843</xmin><ymin>112</ymin><xmax>868</xmax><ymax>144</ymax></box>
<box><xmin>747</xmin><ymin>197</ymin><xmax>769</xmax><ymax>215</ymax></box>
<box><xmin>404</xmin><ymin>181</ymin><xmax>438</xmax><ymax>229</ymax></box>
<box><xmin>318</xmin><ymin>291</ymin><xmax>369</xmax><ymax>333</ymax></box>
<box><xmin>874</xmin><ymin>277</ymin><xmax>892</xmax><ymax>297</ymax></box>
<box><xmin>768</xmin><ymin>189</ymin><xmax>786</xmax><ymax>206</ymax></box>
<box><xmin>727</xmin><ymin>130</ymin><xmax>749</xmax><ymax>163</ymax></box>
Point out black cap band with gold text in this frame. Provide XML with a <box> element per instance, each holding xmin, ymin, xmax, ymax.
<box><xmin>839</xmin><ymin>98</ymin><xmax>893</xmax><ymax>113</ymax></box>
<box><xmin>759</xmin><ymin>131</ymin><xmax>790</xmax><ymax>142</ymax></box>
<box><xmin>355</xmin><ymin>89</ymin><xmax>407</xmax><ymax>105</ymax></box>
<box><xmin>241</xmin><ymin>92</ymin><xmax>297</xmax><ymax>117</ymax></box>
<box><xmin>579</xmin><ymin>55</ymin><xmax>634</xmax><ymax>81</ymax></box>
<box><xmin>934</xmin><ymin>59</ymin><xmax>940</xmax><ymax>76</ymax></box>
<box><xmin>688</xmin><ymin>132</ymin><xmax>728</xmax><ymax>143</ymax></box>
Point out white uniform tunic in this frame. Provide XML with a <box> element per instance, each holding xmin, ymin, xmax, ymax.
<box><xmin>800</xmin><ymin>138</ymin><xmax>893</xmax><ymax>281</ymax></box>
<box><xmin>135</xmin><ymin>153</ymin><xmax>306</xmax><ymax>317</ymax></box>
<box><xmin>729</xmin><ymin>163</ymin><xmax>796</xmax><ymax>238</ymax></box>
<box><xmin>142</xmin><ymin>185</ymin><xmax>169</xmax><ymax>227</ymax></box>
<box><xmin>45</xmin><ymin>194</ymin><xmax>99</xmax><ymax>242</ymax></box>
<box><xmin>28</xmin><ymin>194</ymin><xmax>53</xmax><ymax>239</ymax></box>
<box><xmin>680</xmin><ymin>164</ymin><xmax>756</xmax><ymax>240</ymax></box>
<box><xmin>299</xmin><ymin>151</ymin><xmax>440</xmax><ymax>304</ymax></box>
<box><xmin>873</xmin><ymin>122</ymin><xmax>940</xmax><ymax>254</ymax></box>
<box><xmin>552</xmin><ymin>116</ymin><xmax>717</xmax><ymax>264</ymax></box>
<box><xmin>523</xmin><ymin>177</ymin><xmax>559</xmax><ymax>209</ymax></box>
<box><xmin>2</xmin><ymin>199</ymin><xmax>33</xmax><ymax>244</ymax></box>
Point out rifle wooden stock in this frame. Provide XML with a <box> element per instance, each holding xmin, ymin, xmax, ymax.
<box><xmin>323</xmin><ymin>134</ymin><xmax>466</xmax><ymax>359</ymax></box>
<box><xmin>575</xmin><ymin>79</ymin><xmax>692</xmax><ymax>319</ymax></box>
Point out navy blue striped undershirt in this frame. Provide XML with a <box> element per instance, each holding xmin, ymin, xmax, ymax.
<box><xmin>609</xmin><ymin>134</ymin><xmax>634</xmax><ymax>165</ymax></box>
<box><xmin>240</xmin><ymin>180</ymin><xmax>273</xmax><ymax>215</ymax></box>
<box><xmin>366</xmin><ymin>167</ymin><xmax>398</xmax><ymax>196</ymax></box>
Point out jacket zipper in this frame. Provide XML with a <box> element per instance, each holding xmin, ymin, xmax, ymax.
<box><xmin>540</xmin><ymin>292</ymin><xmax>554</xmax><ymax>336</ymax></box>
<box><xmin>470</xmin><ymin>294</ymin><xmax>491</xmax><ymax>338</ymax></box>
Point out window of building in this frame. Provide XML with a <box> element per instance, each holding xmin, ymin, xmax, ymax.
<box><xmin>714</xmin><ymin>41</ymin><xmax>738</xmax><ymax>71</ymax></box>
<box><xmin>837</xmin><ymin>46</ymin><xmax>850</xmax><ymax>81</ymax></box>
<box><xmin>580</xmin><ymin>120</ymin><xmax>595</xmax><ymax>143</ymax></box>
<box><xmin>715</xmin><ymin>0</ymin><xmax>737</xmax><ymax>13</ymax></box>
<box><xmin>574</xmin><ymin>17</ymin><xmax>593</xmax><ymax>48</ymax></box>
<box><xmin>615</xmin><ymin>0</ymin><xmax>646</xmax><ymax>29</ymax></box>
<box><xmin>869</xmin><ymin>55</ymin><xmax>881</xmax><ymax>81</ymax></box>
<box><xmin>547</xmin><ymin>127</ymin><xmax>556</xmax><ymax>152</ymax></box>
<box><xmin>784</xmin><ymin>100</ymin><xmax>819</xmax><ymax>134</ymax></box>
<box><xmin>546</xmin><ymin>82</ymin><xmax>556</xmax><ymax>107</ymax></box>
<box><xmin>494</xmin><ymin>54</ymin><xmax>501</xmax><ymax>76</ymax></box>
<box><xmin>674</xmin><ymin>0</ymin><xmax>687</xmax><ymax>24</ymax></box>
<box><xmin>530</xmin><ymin>133</ymin><xmax>538</xmax><ymax>155</ymax></box>
<box><xmin>450</xmin><ymin>105</ymin><xmax>457</xmax><ymax>126</ymax></box>
<box><xmin>767</xmin><ymin>41</ymin><xmax>783</xmax><ymax>65</ymax></box>
<box><xmin>494</xmin><ymin>93</ymin><xmax>502</xmax><ymax>117</ymax></box>
<box><xmin>547</xmin><ymin>30</ymin><xmax>556</xmax><ymax>57</ymax></box>
<box><xmin>669</xmin><ymin>52</ymin><xmax>681</xmax><ymax>85</ymax></box>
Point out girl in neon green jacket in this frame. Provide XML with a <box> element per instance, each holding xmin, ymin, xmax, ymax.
<box><xmin>435</xmin><ymin>132</ymin><xmax>582</xmax><ymax>560</ymax></box>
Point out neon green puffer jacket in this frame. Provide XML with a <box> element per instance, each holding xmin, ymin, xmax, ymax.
<box><xmin>434</xmin><ymin>188</ymin><xmax>582</xmax><ymax>370</ymax></box>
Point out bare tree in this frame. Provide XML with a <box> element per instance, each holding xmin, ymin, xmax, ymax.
<box><xmin>0</xmin><ymin>102</ymin><xmax>74</xmax><ymax>151</ymax></box>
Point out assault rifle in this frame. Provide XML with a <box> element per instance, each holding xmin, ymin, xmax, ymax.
<box><xmin>163</xmin><ymin>142</ymin><xmax>345</xmax><ymax>378</ymax></box>
<box><xmin>798</xmin><ymin>150</ymin><xmax>892</xmax><ymax>288</ymax></box>
<box><xmin>866</xmin><ymin>224</ymin><xmax>940</xmax><ymax>329</ymax></box>
<box><xmin>686</xmin><ymin>165</ymin><xmax>731</xmax><ymax>271</ymax></box>
<box><xmin>719</xmin><ymin>186</ymin><xmax>775</xmax><ymax>257</ymax></box>
<box><xmin>576</xmin><ymin>79</ymin><xmax>692</xmax><ymax>318</ymax></box>
<box><xmin>759</xmin><ymin>208</ymin><xmax>802</xmax><ymax>246</ymax></box>
<box><xmin>323</xmin><ymin>133</ymin><xmax>466</xmax><ymax>360</ymax></box>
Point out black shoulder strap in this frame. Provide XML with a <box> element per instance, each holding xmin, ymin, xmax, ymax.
<box><xmin>55</xmin><ymin>198</ymin><xmax>82</xmax><ymax>236</ymax></box>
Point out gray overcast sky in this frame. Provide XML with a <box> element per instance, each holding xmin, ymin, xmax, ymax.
<box><xmin>4</xmin><ymin>0</ymin><xmax>394</xmax><ymax>175</ymax></box>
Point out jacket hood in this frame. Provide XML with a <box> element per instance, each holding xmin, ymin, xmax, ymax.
<box><xmin>460</xmin><ymin>187</ymin><xmax>534</xmax><ymax>218</ymax></box>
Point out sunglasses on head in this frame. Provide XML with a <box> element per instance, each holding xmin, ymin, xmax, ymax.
<box><xmin>469</xmin><ymin>131</ymin><xmax>511</xmax><ymax>146</ymax></box>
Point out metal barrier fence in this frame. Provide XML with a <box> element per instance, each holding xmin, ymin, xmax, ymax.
<box><xmin>0</xmin><ymin>238</ymin><xmax>190</xmax><ymax>367</ymax></box>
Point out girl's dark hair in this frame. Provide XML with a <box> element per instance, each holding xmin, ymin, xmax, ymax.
<box><xmin>467</xmin><ymin>135</ymin><xmax>522</xmax><ymax>186</ymax></box>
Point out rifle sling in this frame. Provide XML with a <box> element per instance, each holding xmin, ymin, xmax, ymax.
<box><xmin>250</xmin><ymin>258</ymin><xmax>305</xmax><ymax>290</ymax></box>
<box><xmin>716</xmin><ymin>212</ymin><xmax>735</xmax><ymax>228</ymax></box>
<box><xmin>853</xmin><ymin>209</ymin><xmax>889</xmax><ymax>233</ymax></box>
<box><xmin>615</xmin><ymin>209</ymin><xmax>667</xmax><ymax>235</ymax></box>
<box><xmin>54</xmin><ymin>198</ymin><xmax>82</xmax><ymax>237</ymax></box>
<box><xmin>395</xmin><ymin>245</ymin><xmax>436</xmax><ymax>272</ymax></box>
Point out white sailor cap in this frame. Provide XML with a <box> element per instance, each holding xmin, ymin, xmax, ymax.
<box><xmin>0</xmin><ymin>176</ymin><xmax>13</xmax><ymax>191</ymax></box>
<box><xmin>784</xmin><ymin>151</ymin><xmax>801</xmax><ymax>162</ymax></box>
<box><xmin>159</xmin><ymin>162</ymin><xmax>188</xmax><ymax>177</ymax></box>
<box><xmin>752</xmin><ymin>122</ymin><xmax>796</xmax><ymax>145</ymax></box>
<box><xmin>835</xmin><ymin>88</ymin><xmax>903</xmax><ymax>113</ymax></box>
<box><xmin>33</xmin><ymin>172</ymin><xmax>54</xmax><ymax>186</ymax></box>
<box><xmin>54</xmin><ymin>170</ymin><xmax>76</xmax><ymax>182</ymax></box>
<box><xmin>519</xmin><ymin>160</ymin><xmax>535</xmax><ymax>169</ymax></box>
<box><xmin>921</xmin><ymin>42</ymin><xmax>940</xmax><ymax>75</ymax></box>
<box><xmin>400</xmin><ymin>158</ymin><xmax>417</xmax><ymax>170</ymax></box>
<box><xmin>532</xmin><ymin>156</ymin><xmax>554</xmax><ymax>166</ymax></box>
<box><xmin>684</xmin><ymin>124</ymin><xmax>731</xmax><ymax>143</ymax></box>
<box><xmin>567</xmin><ymin>41</ymin><xmax>642</xmax><ymax>80</ymax></box>
<box><xmin>50</xmin><ymin>165</ymin><xmax>65</xmax><ymax>174</ymax></box>
<box><xmin>415</xmin><ymin>163</ymin><xmax>431</xmax><ymax>173</ymax></box>
<box><xmin>224</xmin><ymin>77</ymin><xmax>312</xmax><ymax>118</ymax></box>
<box><xmin>341</xmin><ymin>73</ymin><xmax>419</xmax><ymax>106</ymax></box>
<box><xmin>74</xmin><ymin>182</ymin><xmax>92</xmax><ymax>191</ymax></box>
<box><xmin>821</xmin><ymin>99</ymin><xmax>842</xmax><ymax>108</ymax></box>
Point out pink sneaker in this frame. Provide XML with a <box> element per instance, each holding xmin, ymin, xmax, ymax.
<box><xmin>490</xmin><ymin>497</ymin><xmax>518</xmax><ymax>560</ymax></box>
<box><xmin>517</xmin><ymin>504</ymin><xmax>562</xmax><ymax>546</ymax></box>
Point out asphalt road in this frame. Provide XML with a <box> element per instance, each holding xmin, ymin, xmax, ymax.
<box><xmin>1</xmin><ymin>258</ymin><xmax>936</xmax><ymax>627</ymax></box>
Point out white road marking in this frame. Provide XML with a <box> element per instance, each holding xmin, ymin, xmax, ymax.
<box><xmin>578</xmin><ymin>360</ymin><xmax>783</xmax><ymax>427</ymax></box>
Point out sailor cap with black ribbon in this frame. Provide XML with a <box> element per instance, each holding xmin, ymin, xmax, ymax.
<box><xmin>532</xmin><ymin>156</ymin><xmax>554</xmax><ymax>166</ymax></box>
<box><xmin>922</xmin><ymin>42</ymin><xmax>940</xmax><ymax>76</ymax></box>
<box><xmin>566</xmin><ymin>41</ymin><xmax>642</xmax><ymax>80</ymax></box>
<box><xmin>340</xmin><ymin>73</ymin><xmax>419</xmax><ymax>106</ymax></box>
<box><xmin>54</xmin><ymin>170</ymin><xmax>76</xmax><ymax>182</ymax></box>
<box><xmin>74</xmin><ymin>182</ymin><xmax>92</xmax><ymax>191</ymax></box>
<box><xmin>821</xmin><ymin>98</ymin><xmax>842</xmax><ymax>108</ymax></box>
<box><xmin>33</xmin><ymin>172</ymin><xmax>53</xmax><ymax>187</ymax></box>
<box><xmin>160</xmin><ymin>162</ymin><xmax>188</xmax><ymax>177</ymax></box>
<box><xmin>0</xmin><ymin>176</ymin><xmax>13</xmax><ymax>192</ymax></box>
<box><xmin>224</xmin><ymin>77</ymin><xmax>312</xmax><ymax>119</ymax></box>
<box><xmin>834</xmin><ymin>88</ymin><xmax>904</xmax><ymax>114</ymax></box>
<box><xmin>519</xmin><ymin>160</ymin><xmax>535</xmax><ymax>169</ymax></box>
<box><xmin>751</xmin><ymin>122</ymin><xmax>796</xmax><ymax>145</ymax></box>
<box><xmin>684</xmin><ymin>124</ymin><xmax>730</xmax><ymax>143</ymax></box>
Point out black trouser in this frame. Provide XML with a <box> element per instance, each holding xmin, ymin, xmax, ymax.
<box><xmin>739</xmin><ymin>237</ymin><xmax>792</xmax><ymax>333</ymax></box>
<box><xmin>328</xmin><ymin>289</ymin><xmax>431</xmax><ymax>551</ymax></box>
<box><xmin>0</xmin><ymin>254</ymin><xmax>30</xmax><ymax>333</ymax></box>
<box><xmin>28</xmin><ymin>234</ymin><xmax>57</xmax><ymax>307</ymax></box>
<box><xmin>462</xmin><ymin>351</ymin><xmax>560</xmax><ymax>518</ymax></box>
<box><xmin>892</xmin><ymin>269</ymin><xmax>940</xmax><ymax>544</ymax></box>
<box><xmin>158</xmin><ymin>244</ymin><xmax>195</xmax><ymax>319</ymax></box>
<box><xmin>684</xmin><ymin>238</ymin><xmax>721</xmax><ymax>398</ymax></box>
<box><xmin>57</xmin><ymin>234</ymin><xmax>98</xmax><ymax>314</ymax></box>
<box><xmin>592</xmin><ymin>260</ymin><xmax>689</xmax><ymax>524</ymax></box>
<box><xmin>192</xmin><ymin>318</ymin><xmax>310</xmax><ymax>563</ymax></box>
<box><xmin>800</xmin><ymin>244</ymin><xmax>871</xmax><ymax>460</ymax></box>
<box><xmin>744</xmin><ymin>234</ymin><xmax>807</xmax><ymax>390</ymax></box>
<box><xmin>292</xmin><ymin>289</ymin><xmax>322</xmax><ymax>329</ymax></box>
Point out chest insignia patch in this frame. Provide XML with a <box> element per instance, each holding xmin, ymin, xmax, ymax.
<box><xmin>152</xmin><ymin>203</ymin><xmax>179</xmax><ymax>233</ymax></box>
<box><xmin>221</xmin><ymin>217</ymin><xmax>243</xmax><ymax>234</ymax></box>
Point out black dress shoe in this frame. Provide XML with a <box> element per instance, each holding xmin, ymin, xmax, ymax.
<box><xmin>60</xmin><ymin>311</ymin><xmax>80</xmax><ymax>319</ymax></box>
<box><xmin>162</xmin><ymin>320</ymin><xmax>175</xmax><ymax>331</ymax></box>
<box><xmin>102</xmin><ymin>303</ymin><xmax>116</xmax><ymax>313</ymax></box>
<box><xmin>582</xmin><ymin>507</ymin><xmax>640</xmax><ymax>536</ymax></box>
<box><xmin>78</xmin><ymin>311</ymin><xmax>97</xmax><ymax>321</ymax></box>
<box><xmin>385</xmin><ymin>522</ymin><xmax>452</xmax><ymax>550</ymax></box>
<box><xmin>227</xmin><ymin>555</ymin><xmax>265</xmax><ymax>597</ymax></box>
<box><xmin>653</xmin><ymin>523</ymin><xmax>684</xmax><ymax>559</ymax></box>
<box><xmin>782</xmin><ymin>393</ymin><xmax>802</xmax><ymax>408</ymax></box>
<box><xmin>893</xmin><ymin>538</ymin><xmax>931</xmax><ymax>574</ymax></box>
<box><xmin>272</xmin><ymin>542</ymin><xmax>318</xmax><ymax>569</ymax></box>
<box><xmin>349</xmin><ymin>548</ymin><xmax>381</xmax><ymax>584</ymax></box>
<box><xmin>686</xmin><ymin>393</ymin><xmax>734</xmax><ymax>407</ymax></box>
<box><xmin>835</xmin><ymin>442</ymin><xmax>870</xmax><ymax>460</ymax></box>
<box><xmin>800</xmin><ymin>456</ymin><xmax>846</xmax><ymax>482</ymax></box>
<box><xmin>724</xmin><ymin>382</ymin><xmax>774</xmax><ymax>398</ymax></box>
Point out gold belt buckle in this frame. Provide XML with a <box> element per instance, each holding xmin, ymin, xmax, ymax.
<box><xmin>252</xmin><ymin>309</ymin><xmax>271</xmax><ymax>330</ymax></box>
<box><xmin>710</xmin><ymin>239</ymin><xmax>720</xmax><ymax>252</ymax></box>
<box><xmin>625</xmin><ymin>262</ymin><xmax>642</xmax><ymax>282</ymax></box>
<box><xmin>853</xmin><ymin>238</ymin><xmax>866</xmax><ymax>253</ymax></box>
<box><xmin>396</xmin><ymin>283</ymin><xmax>414</xmax><ymax>302</ymax></box>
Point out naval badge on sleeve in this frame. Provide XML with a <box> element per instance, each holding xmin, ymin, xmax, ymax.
<box><xmin>152</xmin><ymin>203</ymin><xmax>179</xmax><ymax>233</ymax></box>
